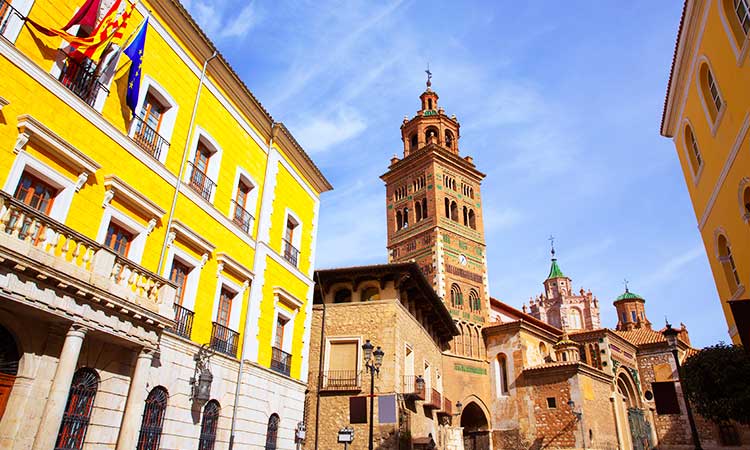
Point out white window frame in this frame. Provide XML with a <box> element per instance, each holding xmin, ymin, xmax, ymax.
<box><xmin>681</xmin><ymin>119</ymin><xmax>704</xmax><ymax>184</ymax></box>
<box><xmin>3</xmin><ymin>152</ymin><xmax>76</xmax><ymax>223</ymax></box>
<box><xmin>230</xmin><ymin>167</ymin><xmax>258</xmax><ymax>233</ymax></box>
<box><xmin>212</xmin><ymin>276</ymin><xmax>243</xmax><ymax>332</ymax></box>
<box><xmin>128</xmin><ymin>77</ymin><xmax>179</xmax><ymax>164</ymax></box>
<box><xmin>1</xmin><ymin>0</ymin><xmax>34</xmax><ymax>43</ymax></box>
<box><xmin>96</xmin><ymin>205</ymin><xmax>148</xmax><ymax>264</ymax></box>
<box><xmin>695</xmin><ymin>57</ymin><xmax>726</xmax><ymax>136</ymax></box>
<box><xmin>494</xmin><ymin>353</ymin><xmax>510</xmax><ymax>397</ymax></box>
<box><xmin>271</xmin><ymin>307</ymin><xmax>294</xmax><ymax>353</ymax></box>
<box><xmin>718</xmin><ymin>0</ymin><xmax>750</xmax><ymax>64</ymax></box>
<box><xmin>162</xmin><ymin>245</ymin><xmax>202</xmax><ymax>312</ymax></box>
<box><xmin>184</xmin><ymin>127</ymin><xmax>222</xmax><ymax>203</ymax></box>
<box><xmin>283</xmin><ymin>208</ymin><xmax>303</xmax><ymax>249</ymax></box>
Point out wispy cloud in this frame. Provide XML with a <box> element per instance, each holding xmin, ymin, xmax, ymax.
<box><xmin>293</xmin><ymin>108</ymin><xmax>367</xmax><ymax>154</ymax></box>
<box><xmin>641</xmin><ymin>246</ymin><xmax>705</xmax><ymax>288</ymax></box>
<box><xmin>181</xmin><ymin>1</ymin><xmax>261</xmax><ymax>41</ymax></box>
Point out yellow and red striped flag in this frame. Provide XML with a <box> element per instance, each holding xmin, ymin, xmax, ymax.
<box><xmin>27</xmin><ymin>0</ymin><xmax>136</xmax><ymax>61</ymax></box>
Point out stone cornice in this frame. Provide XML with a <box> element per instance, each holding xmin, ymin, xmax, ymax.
<box><xmin>103</xmin><ymin>175</ymin><xmax>166</xmax><ymax>220</ymax></box>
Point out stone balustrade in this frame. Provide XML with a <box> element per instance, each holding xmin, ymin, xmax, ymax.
<box><xmin>0</xmin><ymin>190</ymin><xmax>175</xmax><ymax>319</ymax></box>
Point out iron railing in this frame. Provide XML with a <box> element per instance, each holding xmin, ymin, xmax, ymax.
<box><xmin>169</xmin><ymin>303</ymin><xmax>194</xmax><ymax>339</ymax></box>
<box><xmin>0</xmin><ymin>0</ymin><xmax>23</xmax><ymax>37</ymax></box>
<box><xmin>58</xmin><ymin>54</ymin><xmax>108</xmax><ymax>107</ymax></box>
<box><xmin>135</xmin><ymin>387</ymin><xmax>168</xmax><ymax>450</ymax></box>
<box><xmin>425</xmin><ymin>388</ymin><xmax>442</xmax><ymax>409</ymax></box>
<box><xmin>55</xmin><ymin>368</ymin><xmax>99</xmax><ymax>450</ymax></box>
<box><xmin>270</xmin><ymin>346</ymin><xmax>292</xmax><ymax>376</ymax></box>
<box><xmin>321</xmin><ymin>370</ymin><xmax>361</xmax><ymax>391</ymax></box>
<box><xmin>209</xmin><ymin>322</ymin><xmax>239</xmax><ymax>357</ymax></box>
<box><xmin>232</xmin><ymin>199</ymin><xmax>254</xmax><ymax>234</ymax></box>
<box><xmin>198</xmin><ymin>400</ymin><xmax>220</xmax><ymax>450</ymax></box>
<box><xmin>401</xmin><ymin>375</ymin><xmax>425</xmax><ymax>400</ymax></box>
<box><xmin>187</xmin><ymin>161</ymin><xmax>216</xmax><ymax>201</ymax></box>
<box><xmin>132</xmin><ymin>114</ymin><xmax>170</xmax><ymax>160</ymax></box>
<box><xmin>282</xmin><ymin>238</ymin><xmax>299</xmax><ymax>267</ymax></box>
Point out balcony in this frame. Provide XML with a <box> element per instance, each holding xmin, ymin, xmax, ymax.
<box><xmin>320</xmin><ymin>370</ymin><xmax>361</xmax><ymax>391</ymax></box>
<box><xmin>270</xmin><ymin>346</ymin><xmax>292</xmax><ymax>377</ymax></box>
<box><xmin>425</xmin><ymin>388</ymin><xmax>442</xmax><ymax>409</ymax></box>
<box><xmin>231</xmin><ymin>200</ymin><xmax>254</xmax><ymax>234</ymax></box>
<box><xmin>0</xmin><ymin>190</ymin><xmax>175</xmax><ymax>323</ymax></box>
<box><xmin>282</xmin><ymin>238</ymin><xmax>299</xmax><ymax>267</ymax></box>
<box><xmin>401</xmin><ymin>375</ymin><xmax>425</xmax><ymax>400</ymax></box>
<box><xmin>0</xmin><ymin>0</ymin><xmax>22</xmax><ymax>37</ymax></box>
<box><xmin>187</xmin><ymin>161</ymin><xmax>216</xmax><ymax>202</ymax></box>
<box><xmin>131</xmin><ymin>115</ymin><xmax>170</xmax><ymax>160</ymax></box>
<box><xmin>441</xmin><ymin>396</ymin><xmax>453</xmax><ymax>416</ymax></box>
<box><xmin>58</xmin><ymin>53</ymin><xmax>108</xmax><ymax>108</ymax></box>
<box><xmin>169</xmin><ymin>303</ymin><xmax>194</xmax><ymax>339</ymax></box>
<box><xmin>209</xmin><ymin>322</ymin><xmax>239</xmax><ymax>357</ymax></box>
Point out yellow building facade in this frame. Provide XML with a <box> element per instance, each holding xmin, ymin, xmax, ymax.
<box><xmin>0</xmin><ymin>0</ymin><xmax>330</xmax><ymax>449</ymax></box>
<box><xmin>661</xmin><ymin>0</ymin><xmax>750</xmax><ymax>345</ymax></box>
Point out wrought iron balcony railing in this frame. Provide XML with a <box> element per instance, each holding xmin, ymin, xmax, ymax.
<box><xmin>169</xmin><ymin>303</ymin><xmax>194</xmax><ymax>339</ymax></box>
<box><xmin>401</xmin><ymin>375</ymin><xmax>425</xmax><ymax>400</ymax></box>
<box><xmin>282</xmin><ymin>238</ymin><xmax>299</xmax><ymax>267</ymax></box>
<box><xmin>209</xmin><ymin>322</ymin><xmax>239</xmax><ymax>357</ymax></box>
<box><xmin>187</xmin><ymin>161</ymin><xmax>216</xmax><ymax>202</ymax></box>
<box><xmin>321</xmin><ymin>370</ymin><xmax>361</xmax><ymax>391</ymax></box>
<box><xmin>270</xmin><ymin>346</ymin><xmax>292</xmax><ymax>377</ymax></box>
<box><xmin>58</xmin><ymin>54</ymin><xmax>108</xmax><ymax>108</ymax></box>
<box><xmin>231</xmin><ymin>200</ymin><xmax>254</xmax><ymax>234</ymax></box>
<box><xmin>131</xmin><ymin>114</ymin><xmax>170</xmax><ymax>160</ymax></box>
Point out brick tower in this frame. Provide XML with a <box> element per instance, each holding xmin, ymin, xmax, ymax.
<box><xmin>381</xmin><ymin>73</ymin><xmax>489</xmax><ymax>356</ymax></box>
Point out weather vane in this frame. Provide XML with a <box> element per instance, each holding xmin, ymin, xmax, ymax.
<box><xmin>425</xmin><ymin>63</ymin><xmax>432</xmax><ymax>88</ymax></box>
<box><xmin>548</xmin><ymin>235</ymin><xmax>555</xmax><ymax>257</ymax></box>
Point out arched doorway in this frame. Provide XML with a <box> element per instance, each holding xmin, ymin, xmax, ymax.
<box><xmin>0</xmin><ymin>324</ymin><xmax>20</xmax><ymax>420</ymax></box>
<box><xmin>460</xmin><ymin>401</ymin><xmax>490</xmax><ymax>450</ymax></box>
<box><xmin>616</xmin><ymin>371</ymin><xmax>652</xmax><ymax>450</ymax></box>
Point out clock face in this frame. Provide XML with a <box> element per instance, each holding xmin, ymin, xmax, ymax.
<box><xmin>459</xmin><ymin>254</ymin><xmax>467</xmax><ymax>266</ymax></box>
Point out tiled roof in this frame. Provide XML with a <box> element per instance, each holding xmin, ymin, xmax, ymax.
<box><xmin>525</xmin><ymin>360</ymin><xmax>579</xmax><ymax>371</ymax></box>
<box><xmin>684</xmin><ymin>347</ymin><xmax>701</xmax><ymax>360</ymax></box>
<box><xmin>660</xmin><ymin>0</ymin><xmax>689</xmax><ymax>133</ymax></box>
<box><xmin>615</xmin><ymin>288</ymin><xmax>643</xmax><ymax>302</ymax></box>
<box><xmin>547</xmin><ymin>258</ymin><xmax>565</xmax><ymax>280</ymax></box>
<box><xmin>614</xmin><ymin>327</ymin><xmax>668</xmax><ymax>346</ymax></box>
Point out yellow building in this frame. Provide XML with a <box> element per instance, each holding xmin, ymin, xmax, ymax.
<box><xmin>661</xmin><ymin>0</ymin><xmax>750</xmax><ymax>345</ymax></box>
<box><xmin>0</xmin><ymin>0</ymin><xmax>331</xmax><ymax>449</ymax></box>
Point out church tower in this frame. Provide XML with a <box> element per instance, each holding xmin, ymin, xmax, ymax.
<box><xmin>613</xmin><ymin>286</ymin><xmax>652</xmax><ymax>331</ymax></box>
<box><xmin>381</xmin><ymin>73</ymin><xmax>489</xmax><ymax>352</ymax></box>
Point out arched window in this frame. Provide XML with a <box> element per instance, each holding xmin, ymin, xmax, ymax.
<box><xmin>450</xmin><ymin>284</ymin><xmax>462</xmax><ymax>308</ymax></box>
<box><xmin>450</xmin><ymin>201</ymin><xmax>458</xmax><ymax>221</ymax></box>
<box><xmin>445</xmin><ymin>130</ymin><xmax>454</xmax><ymax>149</ymax></box>
<box><xmin>569</xmin><ymin>309</ymin><xmax>583</xmax><ymax>329</ymax></box>
<box><xmin>361</xmin><ymin>287</ymin><xmax>380</xmax><ymax>302</ymax></box>
<box><xmin>422</xmin><ymin>198</ymin><xmax>428</xmax><ymax>219</ymax></box>
<box><xmin>410</xmin><ymin>133</ymin><xmax>418</xmax><ymax>151</ymax></box>
<box><xmin>334</xmin><ymin>289</ymin><xmax>352</xmax><ymax>303</ymax></box>
<box><xmin>469</xmin><ymin>289</ymin><xmax>481</xmax><ymax>312</ymax></box>
<box><xmin>425</xmin><ymin>127</ymin><xmax>439</xmax><ymax>145</ymax></box>
<box><xmin>466</xmin><ymin>326</ymin><xmax>474</xmax><ymax>357</ymax></box>
<box><xmin>699</xmin><ymin>62</ymin><xmax>723</xmax><ymax>122</ymax></box>
<box><xmin>717</xmin><ymin>234</ymin><xmax>741</xmax><ymax>293</ymax></box>
<box><xmin>539</xmin><ymin>342</ymin><xmax>548</xmax><ymax>360</ymax></box>
<box><xmin>468</xmin><ymin>209</ymin><xmax>476</xmax><ymax>230</ymax></box>
<box><xmin>740</xmin><ymin>180</ymin><xmax>750</xmax><ymax>220</ymax></box>
<box><xmin>444</xmin><ymin>197</ymin><xmax>450</xmax><ymax>218</ymax></box>
<box><xmin>463</xmin><ymin>206</ymin><xmax>468</xmax><ymax>226</ymax></box>
<box><xmin>684</xmin><ymin>124</ymin><xmax>703</xmax><ymax>176</ymax></box>
<box><xmin>722</xmin><ymin>0</ymin><xmax>750</xmax><ymax>45</ymax></box>
<box><xmin>403</xmin><ymin>207</ymin><xmax>409</xmax><ymax>228</ymax></box>
<box><xmin>396</xmin><ymin>210</ymin><xmax>403</xmax><ymax>230</ymax></box>
<box><xmin>136</xmin><ymin>386</ymin><xmax>169</xmax><ymax>450</ymax></box>
<box><xmin>198</xmin><ymin>400</ymin><xmax>220</xmax><ymax>450</ymax></box>
<box><xmin>55</xmin><ymin>368</ymin><xmax>100</xmax><ymax>450</ymax></box>
<box><xmin>428</xmin><ymin>98</ymin><xmax>433</xmax><ymax>110</ymax></box>
<box><xmin>496</xmin><ymin>354</ymin><xmax>509</xmax><ymax>395</ymax></box>
<box><xmin>265</xmin><ymin>413</ymin><xmax>280</xmax><ymax>450</ymax></box>
<box><xmin>415</xmin><ymin>200</ymin><xmax>422</xmax><ymax>222</ymax></box>
<box><xmin>453</xmin><ymin>323</ymin><xmax>463</xmax><ymax>354</ymax></box>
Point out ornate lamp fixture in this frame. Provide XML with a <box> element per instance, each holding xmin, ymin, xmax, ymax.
<box><xmin>190</xmin><ymin>344</ymin><xmax>213</xmax><ymax>403</ymax></box>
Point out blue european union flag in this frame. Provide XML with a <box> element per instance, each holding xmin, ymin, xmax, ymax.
<box><xmin>123</xmin><ymin>18</ymin><xmax>148</xmax><ymax>116</ymax></box>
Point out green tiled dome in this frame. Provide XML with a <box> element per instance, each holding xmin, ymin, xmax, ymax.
<box><xmin>547</xmin><ymin>258</ymin><xmax>565</xmax><ymax>280</ymax></box>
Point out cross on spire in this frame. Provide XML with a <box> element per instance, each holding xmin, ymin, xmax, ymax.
<box><xmin>624</xmin><ymin>278</ymin><xmax>629</xmax><ymax>292</ymax></box>
<box><xmin>548</xmin><ymin>235</ymin><xmax>555</xmax><ymax>257</ymax></box>
<box><xmin>425</xmin><ymin>64</ymin><xmax>432</xmax><ymax>88</ymax></box>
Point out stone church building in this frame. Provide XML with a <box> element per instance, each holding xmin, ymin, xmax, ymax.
<box><xmin>305</xmin><ymin>79</ymin><xmax>750</xmax><ymax>449</ymax></box>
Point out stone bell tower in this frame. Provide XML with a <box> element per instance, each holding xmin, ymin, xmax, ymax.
<box><xmin>380</xmin><ymin>71</ymin><xmax>489</xmax><ymax>351</ymax></box>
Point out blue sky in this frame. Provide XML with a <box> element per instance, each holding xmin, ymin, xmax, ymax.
<box><xmin>181</xmin><ymin>1</ymin><xmax>725</xmax><ymax>348</ymax></box>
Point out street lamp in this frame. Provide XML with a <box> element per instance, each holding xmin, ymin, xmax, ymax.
<box><xmin>362</xmin><ymin>339</ymin><xmax>384</xmax><ymax>450</ymax></box>
<box><xmin>567</xmin><ymin>399</ymin><xmax>585</xmax><ymax>450</ymax></box>
<box><xmin>662</xmin><ymin>322</ymin><xmax>702</xmax><ymax>450</ymax></box>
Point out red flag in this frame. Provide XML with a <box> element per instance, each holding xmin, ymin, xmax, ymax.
<box><xmin>63</xmin><ymin>0</ymin><xmax>102</xmax><ymax>31</ymax></box>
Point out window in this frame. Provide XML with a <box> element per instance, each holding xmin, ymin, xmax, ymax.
<box><xmin>621</xmin><ymin>312</ymin><xmax>627</xmax><ymax>323</ymax></box>
<box><xmin>402</xmin><ymin>207</ymin><xmax>409</xmax><ymax>229</ymax></box>
<box><xmin>684</xmin><ymin>124</ymin><xmax>703</xmax><ymax>176</ymax></box>
<box><xmin>133</xmin><ymin>94</ymin><xmax>168</xmax><ymax>159</ymax></box>
<box><xmin>198</xmin><ymin>400</ymin><xmax>220</xmax><ymax>450</ymax></box>
<box><xmin>14</xmin><ymin>171</ymin><xmax>57</xmax><ymax>213</ymax></box>
<box><xmin>189</xmin><ymin>143</ymin><xmax>213</xmax><ymax>200</ymax></box>
<box><xmin>724</xmin><ymin>0</ymin><xmax>750</xmax><ymax>46</ymax></box>
<box><xmin>421</xmin><ymin>198</ymin><xmax>427</xmax><ymax>219</ymax></box>
<box><xmin>274</xmin><ymin>316</ymin><xmax>288</xmax><ymax>349</ymax></box>
<box><xmin>444</xmin><ymin>197</ymin><xmax>450</xmax><ymax>218</ymax></box>
<box><xmin>631</xmin><ymin>311</ymin><xmax>637</xmax><ymax>322</ymax></box>
<box><xmin>463</xmin><ymin>206</ymin><xmax>468</xmax><ymax>226</ymax></box>
<box><xmin>334</xmin><ymin>288</ymin><xmax>352</xmax><ymax>303</ymax></box>
<box><xmin>169</xmin><ymin>260</ymin><xmax>190</xmax><ymax>306</ymax></box>
<box><xmin>445</xmin><ymin>130</ymin><xmax>454</xmax><ymax>149</ymax></box>
<box><xmin>361</xmin><ymin>287</ymin><xmax>380</xmax><ymax>301</ymax></box>
<box><xmin>136</xmin><ymin>387</ymin><xmax>168</xmax><ymax>450</ymax></box>
<box><xmin>265</xmin><ymin>414</ymin><xmax>280</xmax><ymax>450</ymax></box>
<box><xmin>105</xmin><ymin>222</ymin><xmax>134</xmax><ymax>257</ymax></box>
<box><xmin>410</xmin><ymin>134</ymin><xmax>418</xmax><ymax>151</ymax></box>
<box><xmin>469</xmin><ymin>289</ymin><xmax>481</xmax><ymax>312</ymax></box>
<box><xmin>468</xmin><ymin>209</ymin><xmax>476</xmax><ymax>230</ymax></box>
<box><xmin>539</xmin><ymin>342</ymin><xmax>549</xmax><ymax>360</ymax></box>
<box><xmin>55</xmin><ymin>368</ymin><xmax>99</xmax><ymax>450</ymax></box>
<box><xmin>325</xmin><ymin>340</ymin><xmax>359</xmax><ymax>389</ymax></box>
<box><xmin>741</xmin><ymin>183</ymin><xmax>750</xmax><ymax>220</ymax></box>
<box><xmin>652</xmin><ymin>381</ymin><xmax>680</xmax><ymax>414</ymax></box>
<box><xmin>450</xmin><ymin>201</ymin><xmax>458</xmax><ymax>221</ymax></box>
<box><xmin>699</xmin><ymin>63</ymin><xmax>723</xmax><ymax>123</ymax></box>
<box><xmin>233</xmin><ymin>181</ymin><xmax>254</xmax><ymax>233</ymax></box>
<box><xmin>450</xmin><ymin>284</ymin><xmax>462</xmax><ymax>308</ymax></box>
<box><xmin>415</xmin><ymin>200</ymin><xmax>422</xmax><ymax>222</ymax></box>
<box><xmin>546</xmin><ymin>397</ymin><xmax>557</xmax><ymax>409</ymax></box>
<box><xmin>396</xmin><ymin>210</ymin><xmax>403</xmax><ymax>230</ymax></box>
<box><xmin>717</xmin><ymin>234</ymin><xmax>741</xmax><ymax>293</ymax></box>
<box><xmin>217</xmin><ymin>287</ymin><xmax>233</xmax><ymax>327</ymax></box>
<box><xmin>497</xmin><ymin>354</ymin><xmax>509</xmax><ymax>395</ymax></box>
<box><xmin>569</xmin><ymin>309</ymin><xmax>583</xmax><ymax>329</ymax></box>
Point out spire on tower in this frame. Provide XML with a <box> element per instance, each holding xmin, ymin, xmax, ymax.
<box><xmin>548</xmin><ymin>235</ymin><xmax>556</xmax><ymax>257</ymax></box>
<box><xmin>425</xmin><ymin>64</ymin><xmax>432</xmax><ymax>89</ymax></box>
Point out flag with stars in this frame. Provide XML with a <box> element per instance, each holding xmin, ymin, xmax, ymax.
<box><xmin>123</xmin><ymin>17</ymin><xmax>148</xmax><ymax>116</ymax></box>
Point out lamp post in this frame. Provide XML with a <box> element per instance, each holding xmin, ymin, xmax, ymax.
<box><xmin>362</xmin><ymin>339</ymin><xmax>384</xmax><ymax>450</ymax></box>
<box><xmin>567</xmin><ymin>399</ymin><xmax>585</xmax><ymax>450</ymax></box>
<box><xmin>662</xmin><ymin>322</ymin><xmax>702</xmax><ymax>450</ymax></box>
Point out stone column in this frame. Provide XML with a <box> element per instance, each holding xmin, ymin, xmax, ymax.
<box><xmin>115</xmin><ymin>347</ymin><xmax>153</xmax><ymax>450</ymax></box>
<box><xmin>31</xmin><ymin>324</ymin><xmax>87</xmax><ymax>450</ymax></box>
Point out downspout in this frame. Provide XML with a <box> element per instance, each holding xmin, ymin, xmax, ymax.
<box><xmin>157</xmin><ymin>50</ymin><xmax>218</xmax><ymax>274</ymax></box>
<box><xmin>314</xmin><ymin>272</ymin><xmax>327</xmax><ymax>450</ymax></box>
<box><xmin>228</xmin><ymin>121</ymin><xmax>277</xmax><ymax>450</ymax></box>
